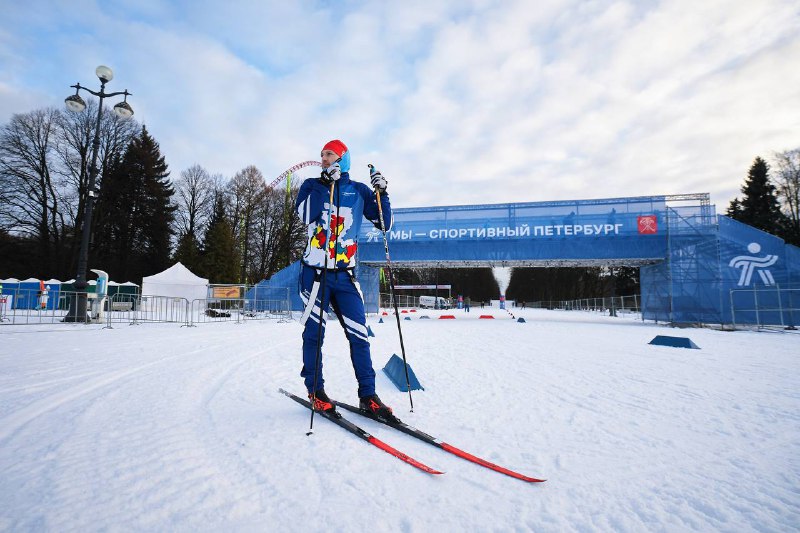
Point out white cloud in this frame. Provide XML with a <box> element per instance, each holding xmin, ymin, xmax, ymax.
<box><xmin>1</xmin><ymin>0</ymin><xmax>798</xmax><ymax>213</ymax></box>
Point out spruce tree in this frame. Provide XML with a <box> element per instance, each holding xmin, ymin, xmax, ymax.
<box><xmin>201</xmin><ymin>195</ymin><xmax>240</xmax><ymax>283</ymax></box>
<box><xmin>734</xmin><ymin>157</ymin><xmax>785</xmax><ymax>234</ymax></box>
<box><xmin>92</xmin><ymin>126</ymin><xmax>175</xmax><ymax>281</ymax></box>
<box><xmin>173</xmin><ymin>231</ymin><xmax>202</xmax><ymax>272</ymax></box>
<box><xmin>726</xmin><ymin>198</ymin><xmax>742</xmax><ymax>218</ymax></box>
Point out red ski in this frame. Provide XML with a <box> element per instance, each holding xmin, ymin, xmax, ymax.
<box><xmin>279</xmin><ymin>388</ymin><xmax>443</xmax><ymax>475</ymax></box>
<box><xmin>334</xmin><ymin>400</ymin><xmax>545</xmax><ymax>483</ymax></box>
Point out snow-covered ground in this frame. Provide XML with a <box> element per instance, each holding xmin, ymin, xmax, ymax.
<box><xmin>1</xmin><ymin>307</ymin><xmax>798</xmax><ymax>532</ymax></box>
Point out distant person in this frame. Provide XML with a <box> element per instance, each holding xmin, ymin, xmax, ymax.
<box><xmin>464</xmin><ymin>296</ymin><xmax>471</xmax><ymax>312</ymax></box>
<box><xmin>295</xmin><ymin>139</ymin><xmax>397</xmax><ymax>422</ymax></box>
<box><xmin>520</xmin><ymin>300</ymin><xmax>526</xmax><ymax>309</ymax></box>
<box><xmin>480</xmin><ymin>299</ymin><xmax>484</xmax><ymax>309</ymax></box>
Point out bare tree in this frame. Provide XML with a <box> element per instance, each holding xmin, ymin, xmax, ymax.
<box><xmin>227</xmin><ymin>165</ymin><xmax>267</xmax><ymax>283</ymax></box>
<box><xmin>0</xmin><ymin>108</ymin><xmax>66</xmax><ymax>274</ymax></box>
<box><xmin>773</xmin><ymin>149</ymin><xmax>800</xmax><ymax>245</ymax></box>
<box><xmin>250</xmin><ymin>187</ymin><xmax>281</xmax><ymax>281</ymax></box>
<box><xmin>56</xmin><ymin>101</ymin><xmax>138</xmax><ymax>270</ymax></box>
<box><xmin>174</xmin><ymin>164</ymin><xmax>215</xmax><ymax>240</ymax></box>
<box><xmin>56</xmin><ymin>100</ymin><xmax>137</xmax><ymax>223</ymax></box>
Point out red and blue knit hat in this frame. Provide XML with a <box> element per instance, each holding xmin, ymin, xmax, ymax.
<box><xmin>322</xmin><ymin>139</ymin><xmax>350</xmax><ymax>172</ymax></box>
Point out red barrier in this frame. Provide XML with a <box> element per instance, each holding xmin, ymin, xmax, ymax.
<box><xmin>479</xmin><ymin>315</ymin><xmax>494</xmax><ymax>319</ymax></box>
<box><xmin>439</xmin><ymin>315</ymin><xmax>456</xmax><ymax>319</ymax></box>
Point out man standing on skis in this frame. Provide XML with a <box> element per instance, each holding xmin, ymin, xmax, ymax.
<box><xmin>295</xmin><ymin>139</ymin><xmax>397</xmax><ymax>421</ymax></box>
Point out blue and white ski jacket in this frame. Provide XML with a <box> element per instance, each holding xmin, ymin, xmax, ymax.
<box><xmin>295</xmin><ymin>172</ymin><xmax>392</xmax><ymax>270</ymax></box>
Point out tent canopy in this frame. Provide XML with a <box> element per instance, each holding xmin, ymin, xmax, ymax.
<box><xmin>141</xmin><ymin>262</ymin><xmax>208</xmax><ymax>302</ymax></box>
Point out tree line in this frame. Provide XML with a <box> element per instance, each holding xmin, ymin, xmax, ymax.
<box><xmin>0</xmin><ymin>105</ymin><xmax>305</xmax><ymax>284</ymax></box>
<box><xmin>725</xmin><ymin>154</ymin><xmax>800</xmax><ymax>246</ymax></box>
<box><xmin>2</xmin><ymin>103</ymin><xmax>796</xmax><ymax>300</ymax></box>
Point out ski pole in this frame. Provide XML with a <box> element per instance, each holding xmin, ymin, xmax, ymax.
<box><xmin>369</xmin><ymin>164</ymin><xmax>414</xmax><ymax>412</ymax></box>
<box><xmin>308</xmin><ymin>179</ymin><xmax>337</xmax><ymax>435</ymax></box>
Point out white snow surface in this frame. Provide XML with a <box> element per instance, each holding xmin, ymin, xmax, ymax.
<box><xmin>1</xmin><ymin>308</ymin><xmax>799</xmax><ymax>532</ymax></box>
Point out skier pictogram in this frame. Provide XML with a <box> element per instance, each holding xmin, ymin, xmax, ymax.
<box><xmin>729</xmin><ymin>242</ymin><xmax>778</xmax><ymax>286</ymax></box>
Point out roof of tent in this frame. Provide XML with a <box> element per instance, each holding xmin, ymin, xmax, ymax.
<box><xmin>142</xmin><ymin>262</ymin><xmax>208</xmax><ymax>286</ymax></box>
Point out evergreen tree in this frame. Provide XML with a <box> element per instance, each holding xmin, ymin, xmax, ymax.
<box><xmin>201</xmin><ymin>195</ymin><xmax>239</xmax><ymax>283</ymax></box>
<box><xmin>726</xmin><ymin>198</ymin><xmax>742</xmax><ymax>219</ymax></box>
<box><xmin>173</xmin><ymin>231</ymin><xmax>202</xmax><ymax>272</ymax></box>
<box><xmin>733</xmin><ymin>157</ymin><xmax>785</xmax><ymax>235</ymax></box>
<box><xmin>92</xmin><ymin>126</ymin><xmax>175</xmax><ymax>281</ymax></box>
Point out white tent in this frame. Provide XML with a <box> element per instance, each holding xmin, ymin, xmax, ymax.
<box><xmin>141</xmin><ymin>263</ymin><xmax>208</xmax><ymax>302</ymax></box>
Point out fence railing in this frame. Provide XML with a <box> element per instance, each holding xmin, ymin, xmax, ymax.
<box><xmin>0</xmin><ymin>287</ymin><xmax>292</xmax><ymax>327</ymax></box>
<box><xmin>379</xmin><ymin>293</ymin><xmax>455</xmax><ymax>309</ymax></box>
<box><xmin>528</xmin><ymin>295</ymin><xmax>641</xmax><ymax>316</ymax></box>
<box><xmin>0</xmin><ymin>289</ymin><xmax>106</xmax><ymax>325</ymax></box>
<box><xmin>5</xmin><ymin>285</ymin><xmax>797</xmax><ymax>329</ymax></box>
<box><xmin>377</xmin><ymin>293</ymin><xmax>640</xmax><ymax>314</ymax></box>
<box><xmin>730</xmin><ymin>285</ymin><xmax>799</xmax><ymax>330</ymax></box>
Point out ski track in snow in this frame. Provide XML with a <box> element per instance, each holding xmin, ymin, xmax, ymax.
<box><xmin>0</xmin><ymin>311</ymin><xmax>799</xmax><ymax>532</ymax></box>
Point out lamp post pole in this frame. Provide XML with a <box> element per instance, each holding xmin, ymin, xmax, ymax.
<box><xmin>63</xmin><ymin>66</ymin><xmax>133</xmax><ymax>322</ymax></box>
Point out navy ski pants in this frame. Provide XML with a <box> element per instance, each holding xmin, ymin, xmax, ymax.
<box><xmin>299</xmin><ymin>264</ymin><xmax>376</xmax><ymax>397</ymax></box>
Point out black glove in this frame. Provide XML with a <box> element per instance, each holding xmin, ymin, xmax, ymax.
<box><xmin>370</xmin><ymin>171</ymin><xmax>388</xmax><ymax>192</ymax></box>
<box><xmin>320</xmin><ymin>162</ymin><xmax>341</xmax><ymax>185</ymax></box>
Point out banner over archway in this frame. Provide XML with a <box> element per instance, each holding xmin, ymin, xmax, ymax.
<box><xmin>357</xmin><ymin>194</ymin><xmax>689</xmax><ymax>267</ymax></box>
<box><xmin>261</xmin><ymin>191</ymin><xmax>799</xmax><ymax>325</ymax></box>
<box><xmin>351</xmin><ymin>192</ymin><xmax>799</xmax><ymax>324</ymax></box>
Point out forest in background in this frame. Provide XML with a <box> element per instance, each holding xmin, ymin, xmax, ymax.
<box><xmin>1</xmin><ymin>104</ymin><xmax>797</xmax><ymax>302</ymax></box>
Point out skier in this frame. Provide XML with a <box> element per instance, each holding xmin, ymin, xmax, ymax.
<box><xmin>295</xmin><ymin>139</ymin><xmax>397</xmax><ymax>421</ymax></box>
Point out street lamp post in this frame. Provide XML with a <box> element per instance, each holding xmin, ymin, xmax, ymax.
<box><xmin>63</xmin><ymin>65</ymin><xmax>133</xmax><ymax>323</ymax></box>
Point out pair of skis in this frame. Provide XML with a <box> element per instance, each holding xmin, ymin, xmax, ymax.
<box><xmin>279</xmin><ymin>388</ymin><xmax>545</xmax><ymax>483</ymax></box>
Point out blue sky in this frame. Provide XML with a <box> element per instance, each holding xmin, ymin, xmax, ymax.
<box><xmin>2</xmin><ymin>0</ymin><xmax>799</xmax><ymax>210</ymax></box>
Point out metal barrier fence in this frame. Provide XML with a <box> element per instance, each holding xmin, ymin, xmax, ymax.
<box><xmin>380</xmin><ymin>293</ymin><xmax>417</xmax><ymax>309</ymax></box>
<box><xmin>1</xmin><ymin>289</ymin><xmax>65</xmax><ymax>324</ymax></box>
<box><xmin>379</xmin><ymin>293</ymin><xmax>455</xmax><ymax>309</ymax></box>
<box><xmin>378</xmin><ymin>293</ymin><xmax>640</xmax><ymax>315</ymax></box>
<box><xmin>189</xmin><ymin>292</ymin><xmax>292</xmax><ymax>325</ymax></box>
<box><xmin>0</xmin><ymin>287</ymin><xmax>292</xmax><ymax>327</ymax></box>
<box><xmin>528</xmin><ymin>295</ymin><xmax>641</xmax><ymax>316</ymax></box>
<box><xmin>730</xmin><ymin>285</ymin><xmax>799</xmax><ymax>330</ymax></box>
<box><xmin>0</xmin><ymin>289</ymin><xmax>98</xmax><ymax>325</ymax></box>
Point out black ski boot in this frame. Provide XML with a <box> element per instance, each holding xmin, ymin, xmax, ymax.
<box><xmin>309</xmin><ymin>389</ymin><xmax>336</xmax><ymax>413</ymax></box>
<box><xmin>359</xmin><ymin>394</ymin><xmax>399</xmax><ymax>423</ymax></box>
